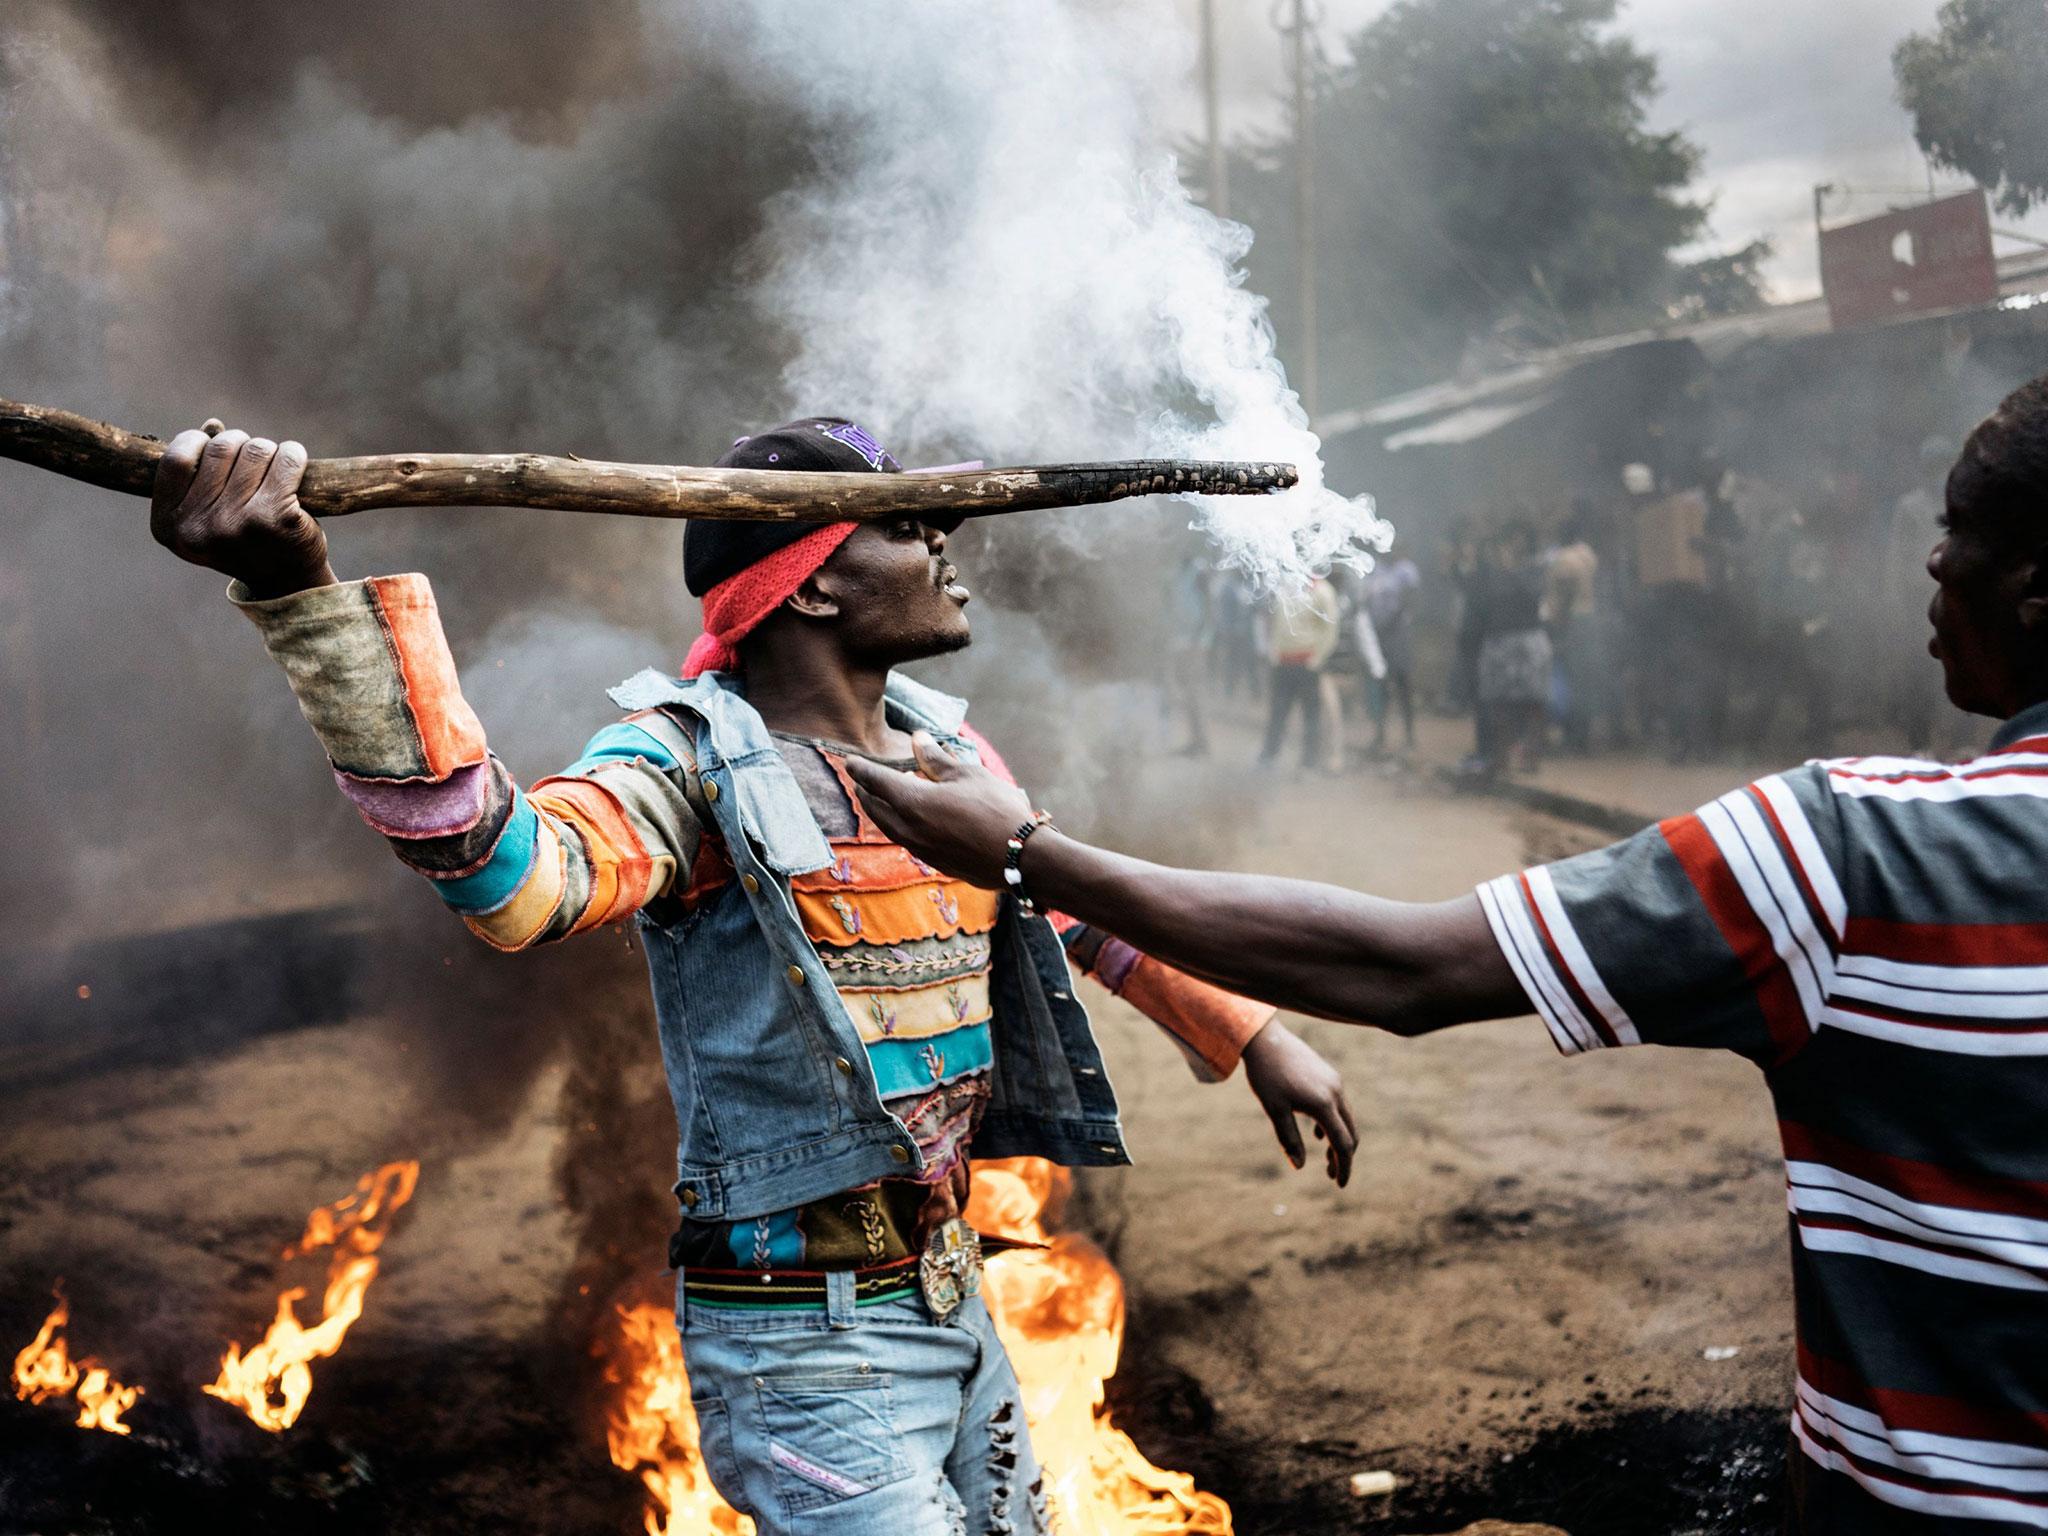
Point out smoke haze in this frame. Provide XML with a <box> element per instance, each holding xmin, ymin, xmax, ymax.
<box><xmin>0</xmin><ymin>1</ymin><xmax>1349</xmax><ymax>1177</ymax></box>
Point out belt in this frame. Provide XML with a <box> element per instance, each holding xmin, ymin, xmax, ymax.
<box><xmin>682</xmin><ymin>1255</ymin><xmax>921</xmax><ymax>1311</ymax></box>
<box><xmin>680</xmin><ymin>1218</ymin><xmax>990</xmax><ymax>1320</ymax></box>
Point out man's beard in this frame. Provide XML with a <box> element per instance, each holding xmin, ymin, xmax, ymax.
<box><xmin>847</xmin><ymin>623</ymin><xmax>973</xmax><ymax>669</ymax></box>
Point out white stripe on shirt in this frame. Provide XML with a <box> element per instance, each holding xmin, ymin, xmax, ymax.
<box><xmin>1820</xmin><ymin>1002</ymin><xmax>2048</xmax><ymax>1056</ymax></box>
<box><xmin>1787</xmin><ymin>1168</ymin><xmax>2048</xmax><ymax>1277</ymax></box>
<box><xmin>1828</xmin><ymin>772</ymin><xmax>2048</xmax><ymax>804</ymax></box>
<box><xmin>1524</xmin><ymin>866</ymin><xmax>1640</xmax><ymax>1046</ymax></box>
<box><xmin>1477</xmin><ymin>875</ymin><xmax>1598</xmax><ymax>1055</ymax></box>
<box><xmin>1830</xmin><ymin>971</ymin><xmax>2048</xmax><ymax>1020</ymax></box>
<box><xmin>1796</xmin><ymin>1220</ymin><xmax>2048</xmax><ymax>1292</ymax></box>
<box><xmin>1754</xmin><ymin>773</ymin><xmax>1846</xmax><ymax>940</ymax></box>
<box><xmin>1837</xmin><ymin>952</ymin><xmax>2048</xmax><ymax>994</ymax></box>
<box><xmin>1798</xmin><ymin>1377</ymin><xmax>2048</xmax><ymax>1472</ymax></box>
<box><xmin>1798</xmin><ymin>1380</ymin><xmax>2048</xmax><ymax>1488</ymax></box>
<box><xmin>1794</xmin><ymin>1413</ymin><xmax>2048</xmax><ymax>1529</ymax></box>
<box><xmin>1700</xmin><ymin>796</ymin><xmax>1828</xmax><ymax>1031</ymax></box>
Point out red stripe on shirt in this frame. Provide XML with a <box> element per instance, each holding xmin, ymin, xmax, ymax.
<box><xmin>1844</xmin><ymin>918</ymin><xmax>2048</xmax><ymax>968</ymax></box>
<box><xmin>1801</xmin><ymin>1343</ymin><xmax>2048</xmax><ymax>1449</ymax></box>
<box><xmin>1782</xmin><ymin>1120</ymin><xmax>2048</xmax><ymax>1221</ymax></box>
<box><xmin>1661</xmin><ymin>812</ymin><xmax>1809</xmax><ymax>1062</ymax></box>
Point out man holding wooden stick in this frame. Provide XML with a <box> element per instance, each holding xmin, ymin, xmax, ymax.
<box><xmin>149</xmin><ymin>415</ymin><xmax>1356</xmax><ymax>1536</ymax></box>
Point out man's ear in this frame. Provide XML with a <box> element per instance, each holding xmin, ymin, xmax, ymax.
<box><xmin>2018</xmin><ymin>541</ymin><xmax>2048</xmax><ymax>634</ymax></box>
<box><xmin>784</xmin><ymin>569</ymin><xmax>841</xmax><ymax>621</ymax></box>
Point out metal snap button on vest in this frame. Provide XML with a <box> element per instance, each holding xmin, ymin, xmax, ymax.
<box><xmin>703</xmin><ymin>779</ymin><xmax>721</xmax><ymax>802</ymax></box>
<box><xmin>786</xmin><ymin>964</ymin><xmax>805</xmax><ymax>986</ymax></box>
<box><xmin>741</xmin><ymin>872</ymin><xmax>760</xmax><ymax>894</ymax></box>
<box><xmin>889</xmin><ymin>1144</ymin><xmax>912</xmax><ymax>1163</ymax></box>
<box><xmin>681</xmin><ymin>1188</ymin><xmax>699</xmax><ymax>1208</ymax></box>
<box><xmin>835</xmin><ymin>1057</ymin><xmax>853</xmax><ymax>1076</ymax></box>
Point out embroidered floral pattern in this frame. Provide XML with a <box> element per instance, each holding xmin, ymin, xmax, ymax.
<box><xmin>867</xmin><ymin>995</ymin><xmax>898</xmax><ymax>1037</ymax></box>
<box><xmin>829</xmin><ymin>893</ymin><xmax>862</xmax><ymax>936</ymax></box>
<box><xmin>846</xmin><ymin>1195</ymin><xmax>888</xmax><ymax>1264</ymax></box>
<box><xmin>820</xmin><ymin>938</ymin><xmax>992</xmax><ymax>980</ymax></box>
<box><xmin>930</xmin><ymin>887</ymin><xmax>960</xmax><ymax>926</ymax></box>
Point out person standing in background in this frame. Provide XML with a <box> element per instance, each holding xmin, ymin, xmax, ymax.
<box><xmin>1316</xmin><ymin>568</ymin><xmax>1381</xmax><ymax>773</ymax></box>
<box><xmin>1447</xmin><ymin>520</ymin><xmax>1486</xmax><ymax>717</ymax></box>
<box><xmin>1543</xmin><ymin>504</ymin><xmax>1600</xmax><ymax>755</ymax></box>
<box><xmin>1475</xmin><ymin>519</ymin><xmax>1551</xmax><ymax>775</ymax></box>
<box><xmin>1211</xmin><ymin>567</ymin><xmax>1262</xmax><ymax>701</ymax></box>
<box><xmin>1259</xmin><ymin>573</ymin><xmax>1340</xmax><ymax>770</ymax></box>
<box><xmin>1366</xmin><ymin>549</ymin><xmax>1421</xmax><ymax>755</ymax></box>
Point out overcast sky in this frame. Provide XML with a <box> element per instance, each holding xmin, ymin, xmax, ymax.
<box><xmin>1184</xmin><ymin>0</ymin><xmax>2048</xmax><ymax>300</ymax></box>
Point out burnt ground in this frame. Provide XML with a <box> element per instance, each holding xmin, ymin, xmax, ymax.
<box><xmin>1</xmin><ymin>721</ymin><xmax>1796</xmax><ymax>1536</ymax></box>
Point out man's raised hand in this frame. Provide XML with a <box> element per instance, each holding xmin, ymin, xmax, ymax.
<box><xmin>150</xmin><ymin>426</ymin><xmax>335</xmax><ymax>600</ymax></box>
<box><xmin>844</xmin><ymin>731</ymin><xmax>1033</xmax><ymax>888</ymax></box>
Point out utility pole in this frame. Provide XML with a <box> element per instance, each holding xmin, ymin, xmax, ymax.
<box><xmin>1277</xmin><ymin>0</ymin><xmax>1319</xmax><ymax>419</ymax></box>
<box><xmin>1200</xmin><ymin>0</ymin><xmax>1229</xmax><ymax>220</ymax></box>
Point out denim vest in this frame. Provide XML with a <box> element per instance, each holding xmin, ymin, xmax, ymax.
<box><xmin>605</xmin><ymin>666</ymin><xmax>1131</xmax><ymax>1224</ymax></box>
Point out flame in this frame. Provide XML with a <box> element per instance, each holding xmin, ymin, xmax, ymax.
<box><xmin>604</xmin><ymin>1155</ymin><xmax>1228</xmax><ymax>1534</ymax></box>
<box><xmin>11</xmin><ymin>1289</ymin><xmax>144</xmax><ymax>1435</ymax></box>
<box><xmin>606</xmin><ymin>1301</ymin><xmax>756</xmax><ymax>1536</ymax></box>
<box><xmin>970</xmin><ymin>1158</ymin><xmax>1232</xmax><ymax>1536</ymax></box>
<box><xmin>204</xmin><ymin>1159</ymin><xmax>420</xmax><ymax>1431</ymax></box>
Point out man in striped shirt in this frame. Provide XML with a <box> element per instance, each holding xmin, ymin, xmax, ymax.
<box><xmin>848</xmin><ymin>375</ymin><xmax>2048</xmax><ymax>1532</ymax></box>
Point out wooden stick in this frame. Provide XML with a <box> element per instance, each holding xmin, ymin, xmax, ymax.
<box><xmin>0</xmin><ymin>398</ymin><xmax>1298</xmax><ymax>522</ymax></box>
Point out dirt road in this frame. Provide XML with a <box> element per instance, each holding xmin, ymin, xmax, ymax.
<box><xmin>0</xmin><ymin>720</ymin><xmax>1793</xmax><ymax>1534</ymax></box>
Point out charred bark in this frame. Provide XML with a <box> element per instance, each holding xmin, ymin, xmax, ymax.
<box><xmin>0</xmin><ymin>397</ymin><xmax>1298</xmax><ymax>523</ymax></box>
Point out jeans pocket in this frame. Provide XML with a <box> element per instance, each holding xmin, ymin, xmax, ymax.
<box><xmin>686</xmin><ymin>1395</ymin><xmax>751</xmax><ymax>1516</ymax></box>
<box><xmin>756</xmin><ymin>1368</ymin><xmax>908</xmax><ymax>1515</ymax></box>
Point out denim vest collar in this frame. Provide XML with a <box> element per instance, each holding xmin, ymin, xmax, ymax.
<box><xmin>606</xmin><ymin>666</ymin><xmax>971</xmax><ymax>876</ymax></box>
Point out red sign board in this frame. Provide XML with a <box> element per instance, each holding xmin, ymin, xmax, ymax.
<box><xmin>1818</xmin><ymin>190</ymin><xmax>1997</xmax><ymax>330</ymax></box>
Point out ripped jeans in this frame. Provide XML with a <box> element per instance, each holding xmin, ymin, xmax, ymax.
<box><xmin>679</xmin><ymin>1274</ymin><xmax>1051</xmax><ymax>1536</ymax></box>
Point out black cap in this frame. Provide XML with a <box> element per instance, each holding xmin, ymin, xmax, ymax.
<box><xmin>686</xmin><ymin>417</ymin><xmax>953</xmax><ymax>596</ymax></box>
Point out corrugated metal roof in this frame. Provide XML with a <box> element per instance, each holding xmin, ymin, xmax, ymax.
<box><xmin>1319</xmin><ymin>247</ymin><xmax>2048</xmax><ymax>453</ymax></box>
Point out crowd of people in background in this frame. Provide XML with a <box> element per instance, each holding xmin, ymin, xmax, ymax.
<box><xmin>1168</xmin><ymin>442</ymin><xmax>1962</xmax><ymax>778</ymax></box>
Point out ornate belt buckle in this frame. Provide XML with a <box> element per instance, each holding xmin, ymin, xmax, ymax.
<box><xmin>918</xmin><ymin>1217</ymin><xmax>983</xmax><ymax>1321</ymax></box>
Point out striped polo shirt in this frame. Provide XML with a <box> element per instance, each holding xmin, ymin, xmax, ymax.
<box><xmin>1479</xmin><ymin>699</ymin><xmax>2048</xmax><ymax>1533</ymax></box>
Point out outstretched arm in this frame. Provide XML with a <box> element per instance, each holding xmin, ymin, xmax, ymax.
<box><xmin>151</xmin><ymin>426</ymin><xmax>703</xmax><ymax>950</ymax></box>
<box><xmin>959</xmin><ymin>726</ymin><xmax>1356</xmax><ymax>1181</ymax></box>
<box><xmin>844</xmin><ymin>735</ymin><xmax>1527</xmax><ymax>1033</ymax></box>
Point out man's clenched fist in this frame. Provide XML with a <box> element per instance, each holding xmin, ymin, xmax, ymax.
<box><xmin>150</xmin><ymin>427</ymin><xmax>335</xmax><ymax>600</ymax></box>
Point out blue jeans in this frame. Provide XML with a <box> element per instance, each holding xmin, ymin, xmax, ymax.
<box><xmin>679</xmin><ymin>1275</ymin><xmax>1051</xmax><ymax>1535</ymax></box>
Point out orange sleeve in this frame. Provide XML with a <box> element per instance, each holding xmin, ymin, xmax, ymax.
<box><xmin>1116</xmin><ymin>956</ymin><xmax>1275</xmax><ymax>1081</ymax></box>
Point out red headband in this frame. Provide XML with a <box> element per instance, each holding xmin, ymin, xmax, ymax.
<box><xmin>681</xmin><ymin>521</ymin><xmax>858</xmax><ymax>678</ymax></box>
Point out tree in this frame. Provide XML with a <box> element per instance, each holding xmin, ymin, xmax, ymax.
<box><xmin>1666</xmin><ymin>238</ymin><xmax>1774</xmax><ymax>323</ymax></box>
<box><xmin>1223</xmin><ymin>0</ymin><xmax>1710</xmax><ymax>403</ymax></box>
<box><xmin>1895</xmin><ymin>0</ymin><xmax>2048</xmax><ymax>216</ymax></box>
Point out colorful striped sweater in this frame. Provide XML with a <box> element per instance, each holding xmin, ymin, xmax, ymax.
<box><xmin>231</xmin><ymin>572</ymin><xmax>1273</xmax><ymax>1077</ymax></box>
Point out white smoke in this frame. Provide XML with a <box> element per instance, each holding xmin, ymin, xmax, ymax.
<box><xmin>702</xmin><ymin>0</ymin><xmax>1392</xmax><ymax>584</ymax></box>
